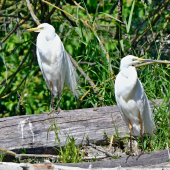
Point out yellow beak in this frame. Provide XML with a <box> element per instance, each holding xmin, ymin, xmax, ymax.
<box><xmin>135</xmin><ymin>58</ymin><xmax>170</xmax><ymax>68</ymax></box>
<box><xmin>136</xmin><ymin>58</ymin><xmax>154</xmax><ymax>62</ymax></box>
<box><xmin>26</xmin><ymin>27</ymin><xmax>42</xmax><ymax>32</ymax></box>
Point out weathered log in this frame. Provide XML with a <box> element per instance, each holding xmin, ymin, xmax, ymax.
<box><xmin>57</xmin><ymin>148</ymin><xmax>170</xmax><ymax>168</ymax></box>
<box><xmin>0</xmin><ymin>99</ymin><xmax>162</xmax><ymax>154</ymax></box>
<box><xmin>0</xmin><ymin>148</ymin><xmax>170</xmax><ymax>169</ymax></box>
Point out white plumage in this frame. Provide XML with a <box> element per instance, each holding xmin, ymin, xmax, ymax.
<box><xmin>115</xmin><ymin>55</ymin><xmax>155</xmax><ymax>136</ymax></box>
<box><xmin>27</xmin><ymin>23</ymin><xmax>80</xmax><ymax>99</ymax></box>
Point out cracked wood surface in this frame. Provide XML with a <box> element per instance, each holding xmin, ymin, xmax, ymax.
<box><xmin>0</xmin><ymin>99</ymin><xmax>162</xmax><ymax>154</ymax></box>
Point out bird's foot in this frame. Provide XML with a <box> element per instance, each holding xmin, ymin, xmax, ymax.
<box><xmin>125</xmin><ymin>153</ymin><xmax>134</xmax><ymax>163</ymax></box>
<box><xmin>55</xmin><ymin>108</ymin><xmax>64</xmax><ymax>115</ymax></box>
<box><xmin>46</xmin><ymin>107</ymin><xmax>64</xmax><ymax>117</ymax></box>
<box><xmin>136</xmin><ymin>151</ymin><xmax>146</xmax><ymax>160</ymax></box>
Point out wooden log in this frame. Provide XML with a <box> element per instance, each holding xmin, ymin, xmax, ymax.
<box><xmin>0</xmin><ymin>148</ymin><xmax>170</xmax><ymax>169</ymax></box>
<box><xmin>0</xmin><ymin>99</ymin><xmax>162</xmax><ymax>154</ymax></box>
<box><xmin>56</xmin><ymin>148</ymin><xmax>170</xmax><ymax>168</ymax></box>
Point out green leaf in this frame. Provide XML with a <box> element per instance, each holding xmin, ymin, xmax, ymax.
<box><xmin>127</xmin><ymin>0</ymin><xmax>135</xmax><ymax>33</ymax></box>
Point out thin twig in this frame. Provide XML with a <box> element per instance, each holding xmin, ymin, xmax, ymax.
<box><xmin>72</xmin><ymin>0</ymin><xmax>85</xmax><ymax>11</ymax></box>
<box><xmin>131</xmin><ymin>0</ymin><xmax>170</xmax><ymax>48</ymax></box>
<box><xmin>0</xmin><ymin>15</ymin><xmax>30</xmax><ymax>45</ymax></box>
<box><xmin>67</xmin><ymin>53</ymin><xmax>102</xmax><ymax>99</ymax></box>
<box><xmin>0</xmin><ymin>0</ymin><xmax>6</xmax><ymax>10</ymax></box>
<box><xmin>109</xmin><ymin>135</ymin><xmax>114</xmax><ymax>150</ymax></box>
<box><xmin>0</xmin><ymin>65</ymin><xmax>29</xmax><ymax>86</ymax></box>
<box><xmin>44</xmin><ymin>0</ymin><xmax>60</xmax><ymax>22</ymax></box>
<box><xmin>115</xmin><ymin>0</ymin><xmax>123</xmax><ymax>57</ymax></box>
<box><xmin>25</xmin><ymin>0</ymin><xmax>40</xmax><ymax>25</ymax></box>
<box><xmin>79</xmin><ymin>76</ymin><xmax>114</xmax><ymax>103</ymax></box>
<box><xmin>79</xmin><ymin>61</ymin><xmax>96</xmax><ymax>66</ymax></box>
<box><xmin>89</xmin><ymin>143</ymin><xmax>114</xmax><ymax>157</ymax></box>
<box><xmin>58</xmin><ymin>4</ymin><xmax>77</xmax><ymax>27</ymax></box>
<box><xmin>83</xmin><ymin>155</ymin><xmax>107</xmax><ymax>160</ymax></box>
<box><xmin>0</xmin><ymin>45</ymin><xmax>32</xmax><ymax>99</ymax></box>
<box><xmin>109</xmin><ymin>0</ymin><xmax>119</xmax><ymax>14</ymax></box>
<box><xmin>134</xmin><ymin>1</ymin><xmax>166</xmax><ymax>39</ymax></box>
<box><xmin>16</xmin><ymin>154</ymin><xmax>59</xmax><ymax>160</ymax></box>
<box><xmin>0</xmin><ymin>69</ymin><xmax>31</xmax><ymax>99</ymax></box>
<box><xmin>1</xmin><ymin>44</ymin><xmax>7</xmax><ymax>85</ymax></box>
<box><xmin>144</xmin><ymin>15</ymin><xmax>170</xmax><ymax>52</ymax></box>
<box><xmin>0</xmin><ymin>0</ymin><xmax>21</xmax><ymax>13</ymax></box>
<box><xmin>0</xmin><ymin>14</ymin><xmax>32</xmax><ymax>20</ymax></box>
<box><xmin>67</xmin><ymin>53</ymin><xmax>96</xmax><ymax>88</ymax></box>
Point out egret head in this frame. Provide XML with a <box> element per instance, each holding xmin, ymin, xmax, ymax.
<box><xmin>120</xmin><ymin>55</ymin><xmax>152</xmax><ymax>70</ymax></box>
<box><xmin>26</xmin><ymin>23</ymin><xmax>55</xmax><ymax>32</ymax></box>
<box><xmin>26</xmin><ymin>23</ymin><xmax>56</xmax><ymax>40</ymax></box>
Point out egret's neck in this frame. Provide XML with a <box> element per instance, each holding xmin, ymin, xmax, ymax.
<box><xmin>36</xmin><ymin>31</ymin><xmax>56</xmax><ymax>63</ymax></box>
<box><xmin>121</xmin><ymin>66</ymin><xmax>138</xmax><ymax>92</ymax></box>
<box><xmin>37</xmin><ymin>30</ymin><xmax>56</xmax><ymax>43</ymax></box>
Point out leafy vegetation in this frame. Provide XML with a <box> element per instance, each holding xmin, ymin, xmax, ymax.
<box><xmin>0</xmin><ymin>0</ymin><xmax>170</xmax><ymax>160</ymax></box>
<box><xmin>0</xmin><ymin>152</ymin><xmax>5</xmax><ymax>162</ymax></box>
<box><xmin>49</xmin><ymin>121</ymin><xmax>84</xmax><ymax>163</ymax></box>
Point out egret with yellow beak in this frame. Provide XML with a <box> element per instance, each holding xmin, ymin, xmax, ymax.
<box><xmin>26</xmin><ymin>23</ymin><xmax>80</xmax><ymax>110</ymax></box>
<box><xmin>115</xmin><ymin>55</ymin><xmax>156</xmax><ymax>160</ymax></box>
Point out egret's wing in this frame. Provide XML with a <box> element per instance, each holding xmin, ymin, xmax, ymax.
<box><xmin>136</xmin><ymin>79</ymin><xmax>156</xmax><ymax>136</ymax></box>
<box><xmin>63</xmin><ymin>51</ymin><xmax>81</xmax><ymax>97</ymax></box>
<box><xmin>36</xmin><ymin>49</ymin><xmax>50</xmax><ymax>89</ymax></box>
<box><xmin>115</xmin><ymin>94</ymin><xmax>130</xmax><ymax>130</ymax></box>
<box><xmin>143</xmin><ymin>92</ymin><xmax>156</xmax><ymax>135</ymax></box>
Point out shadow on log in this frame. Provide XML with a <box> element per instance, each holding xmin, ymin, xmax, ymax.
<box><xmin>0</xmin><ymin>99</ymin><xmax>163</xmax><ymax>155</ymax></box>
<box><xmin>56</xmin><ymin>148</ymin><xmax>170</xmax><ymax>168</ymax></box>
<box><xmin>0</xmin><ymin>148</ymin><xmax>170</xmax><ymax>169</ymax></box>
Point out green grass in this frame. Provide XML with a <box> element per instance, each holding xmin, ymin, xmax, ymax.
<box><xmin>48</xmin><ymin>121</ymin><xmax>84</xmax><ymax>163</ymax></box>
<box><xmin>0</xmin><ymin>152</ymin><xmax>5</xmax><ymax>162</ymax></box>
<box><xmin>137</xmin><ymin>98</ymin><xmax>170</xmax><ymax>152</ymax></box>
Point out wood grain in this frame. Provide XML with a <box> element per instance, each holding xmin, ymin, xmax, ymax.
<box><xmin>58</xmin><ymin>148</ymin><xmax>170</xmax><ymax>168</ymax></box>
<box><xmin>0</xmin><ymin>99</ymin><xmax>163</xmax><ymax>154</ymax></box>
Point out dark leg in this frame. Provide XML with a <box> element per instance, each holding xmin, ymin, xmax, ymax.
<box><xmin>57</xmin><ymin>92</ymin><xmax>60</xmax><ymax>110</ymax></box>
<box><xmin>126</xmin><ymin>119</ymin><xmax>133</xmax><ymax>163</ymax></box>
<box><xmin>136</xmin><ymin>115</ymin><xmax>145</xmax><ymax>160</ymax></box>
<box><xmin>55</xmin><ymin>92</ymin><xmax>61</xmax><ymax>115</ymax></box>
<box><xmin>49</xmin><ymin>82</ymin><xmax>62</xmax><ymax>115</ymax></box>
<box><xmin>50</xmin><ymin>82</ymin><xmax>55</xmax><ymax>111</ymax></box>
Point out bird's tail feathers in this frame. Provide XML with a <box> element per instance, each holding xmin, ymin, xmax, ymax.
<box><xmin>64</xmin><ymin>52</ymin><xmax>81</xmax><ymax>97</ymax></box>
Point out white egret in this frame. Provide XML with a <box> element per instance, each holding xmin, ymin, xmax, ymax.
<box><xmin>115</xmin><ymin>55</ymin><xmax>155</xmax><ymax>158</ymax></box>
<box><xmin>26</xmin><ymin>23</ymin><xmax>80</xmax><ymax>110</ymax></box>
